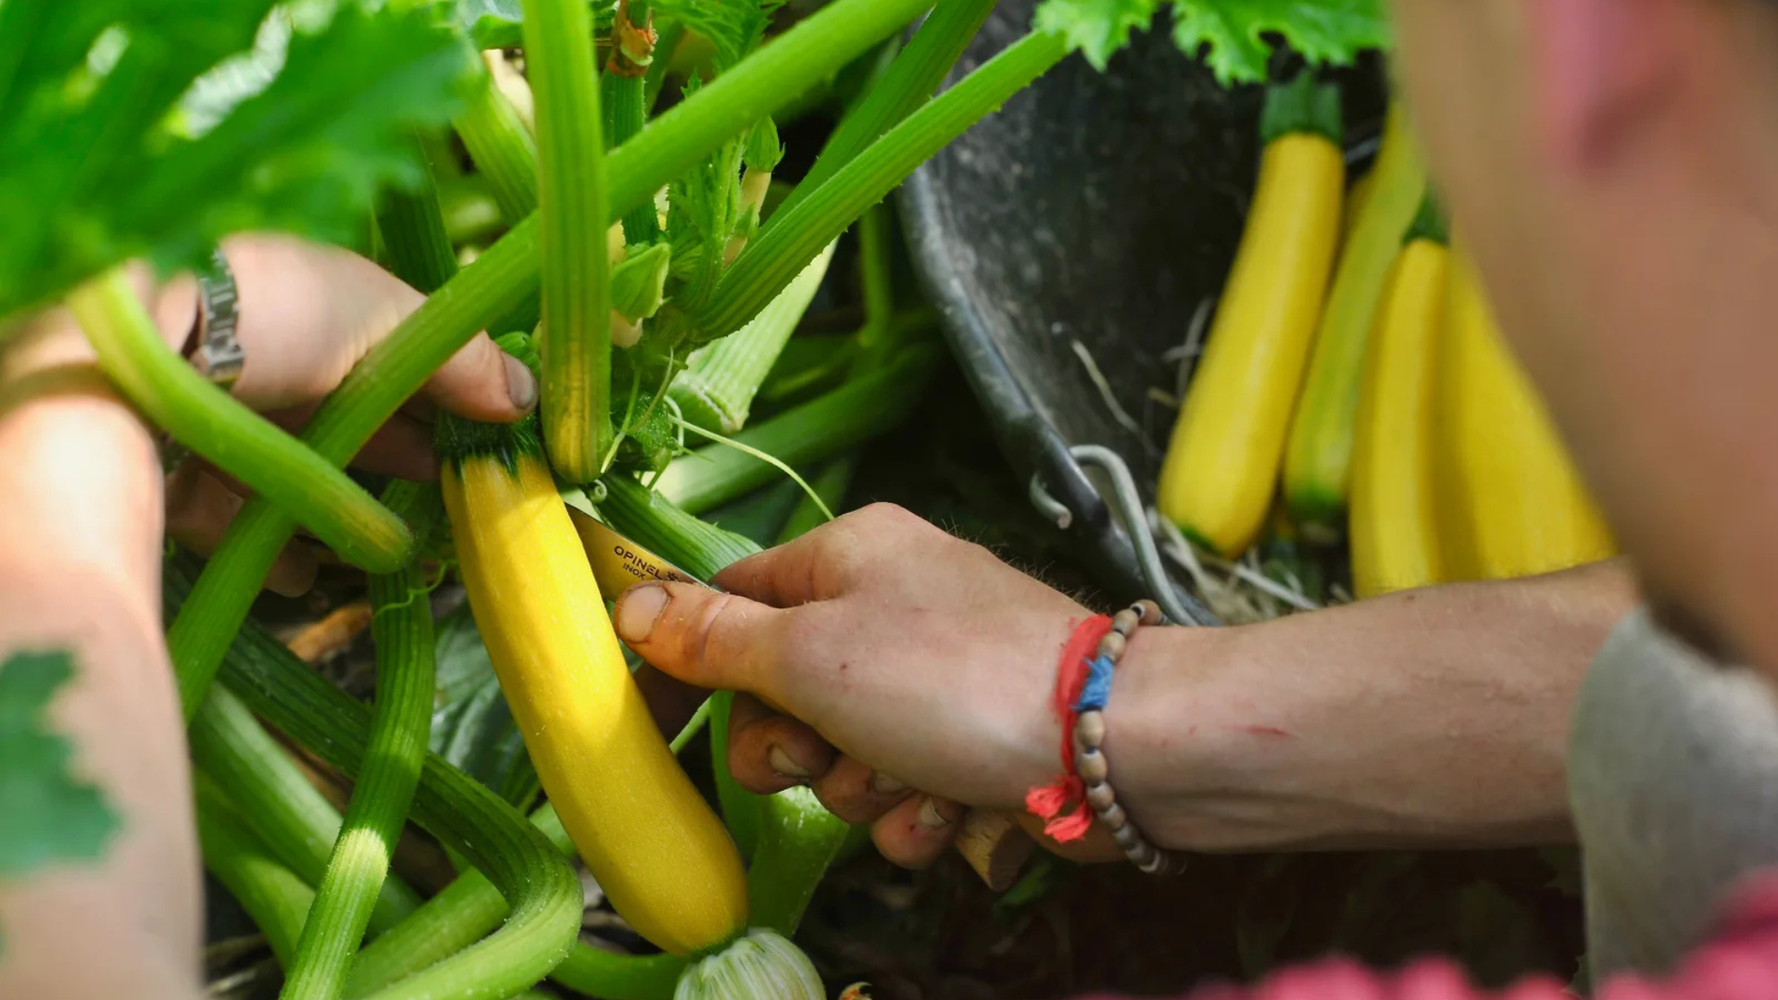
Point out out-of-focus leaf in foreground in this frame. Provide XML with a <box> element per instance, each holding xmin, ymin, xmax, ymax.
<box><xmin>0</xmin><ymin>651</ymin><xmax>120</xmax><ymax>879</ymax></box>
<box><xmin>0</xmin><ymin>0</ymin><xmax>476</xmax><ymax>325</ymax></box>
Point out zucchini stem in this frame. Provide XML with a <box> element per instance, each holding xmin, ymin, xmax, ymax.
<box><xmin>456</xmin><ymin>70</ymin><xmax>540</xmax><ymax>224</ymax></box>
<box><xmin>375</xmin><ymin>143</ymin><xmax>458</xmax><ymax>296</ymax></box>
<box><xmin>188</xmin><ymin>684</ymin><xmax>423</xmax><ymax>936</ymax></box>
<box><xmin>524</xmin><ymin>0</ymin><xmax>614</xmax><ymax>481</ymax></box>
<box><xmin>279</xmin><ymin>483</ymin><xmax>444</xmax><ymax>1000</ymax></box>
<box><xmin>165</xmin><ymin>555</ymin><xmax>585</xmax><ymax>1000</ymax></box>
<box><xmin>697</xmin><ymin>29</ymin><xmax>1068</xmax><ymax>338</ymax></box>
<box><xmin>195</xmin><ymin>771</ymin><xmax>316</xmax><ymax>967</ymax></box>
<box><xmin>68</xmin><ymin>268</ymin><xmax>414</xmax><ymax>574</ymax></box>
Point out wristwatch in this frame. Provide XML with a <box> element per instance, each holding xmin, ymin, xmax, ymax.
<box><xmin>163</xmin><ymin>246</ymin><xmax>244</xmax><ymax>473</ymax></box>
<box><xmin>189</xmin><ymin>246</ymin><xmax>244</xmax><ymax>388</ymax></box>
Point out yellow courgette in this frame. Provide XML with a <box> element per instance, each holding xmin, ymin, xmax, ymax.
<box><xmin>438</xmin><ymin>403</ymin><xmax>748</xmax><ymax>956</ymax></box>
<box><xmin>1156</xmin><ymin>73</ymin><xmax>1345</xmax><ymax>557</ymax></box>
<box><xmin>1282</xmin><ymin>102</ymin><xmax>1429</xmax><ymax>541</ymax></box>
<box><xmin>1349</xmin><ymin>195</ymin><xmax>1448</xmax><ymax>598</ymax></box>
<box><xmin>1437</xmin><ymin>246</ymin><xmax>1616</xmax><ymax>580</ymax></box>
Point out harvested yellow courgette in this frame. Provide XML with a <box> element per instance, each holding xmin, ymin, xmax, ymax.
<box><xmin>1157</xmin><ymin>72</ymin><xmax>1345</xmax><ymax>557</ymax></box>
<box><xmin>438</xmin><ymin>341</ymin><xmax>748</xmax><ymax>957</ymax></box>
<box><xmin>1437</xmin><ymin>246</ymin><xmax>1616</xmax><ymax>580</ymax></box>
<box><xmin>1350</xmin><ymin>194</ymin><xmax>1448</xmax><ymax>597</ymax></box>
<box><xmin>1283</xmin><ymin>102</ymin><xmax>1428</xmax><ymax>541</ymax></box>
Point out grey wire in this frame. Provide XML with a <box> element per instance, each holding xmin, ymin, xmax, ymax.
<box><xmin>1027</xmin><ymin>446</ymin><xmax>1212</xmax><ymax>627</ymax></box>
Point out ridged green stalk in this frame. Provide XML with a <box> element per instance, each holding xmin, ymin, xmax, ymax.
<box><xmin>769</xmin><ymin>0</ymin><xmax>998</xmax><ymax>224</ymax></box>
<box><xmin>749</xmin><ymin>787</ymin><xmax>850</xmax><ymax>936</ymax></box>
<box><xmin>67</xmin><ymin>268</ymin><xmax>412</xmax><ymax>573</ymax></box>
<box><xmin>605</xmin><ymin>0</ymin><xmax>660</xmax><ymax>242</ymax></box>
<box><xmin>189</xmin><ymin>685</ymin><xmax>423</xmax><ymax>935</ymax></box>
<box><xmin>166</xmin><ymin>0</ymin><xmax>936</xmax><ymax>719</ymax></box>
<box><xmin>596</xmin><ymin>474</ymin><xmax>761</xmax><ymax>580</ymax></box>
<box><xmin>778</xmin><ymin>455</ymin><xmax>859</xmax><ymax>544</ymax></box>
<box><xmin>166</xmin><ymin>557</ymin><xmax>583</xmax><ymax>1000</ymax></box>
<box><xmin>376</xmin><ymin>144</ymin><xmax>459</xmax><ymax>296</ymax></box>
<box><xmin>654</xmin><ymin>343</ymin><xmax>940</xmax><ymax>514</ymax></box>
<box><xmin>348</xmin><ymin>716</ymin><xmax>712</xmax><ymax>998</ymax></box>
<box><xmin>699</xmin><ymin>30</ymin><xmax>1067</xmax><ymax>338</ymax></box>
<box><xmin>195</xmin><ymin>771</ymin><xmax>316</xmax><ymax>967</ymax></box>
<box><xmin>670</xmin><ymin>240</ymin><xmax>836</xmax><ymax>433</ymax></box>
<box><xmin>455</xmin><ymin>71</ymin><xmax>540</xmax><ymax>224</ymax></box>
<box><xmin>524</xmin><ymin>0</ymin><xmax>613</xmax><ymax>481</ymax></box>
<box><xmin>279</xmin><ymin>484</ymin><xmax>443</xmax><ymax>1000</ymax></box>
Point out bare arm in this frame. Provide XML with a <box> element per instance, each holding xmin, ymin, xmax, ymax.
<box><xmin>616</xmin><ymin>505</ymin><xmax>1636</xmax><ymax>865</ymax></box>
<box><xmin>1110</xmin><ymin>558</ymin><xmax>1637</xmax><ymax>852</ymax></box>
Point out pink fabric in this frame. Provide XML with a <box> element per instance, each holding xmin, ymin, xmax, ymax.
<box><xmin>1069</xmin><ymin>872</ymin><xmax>1778</xmax><ymax>1000</ymax></box>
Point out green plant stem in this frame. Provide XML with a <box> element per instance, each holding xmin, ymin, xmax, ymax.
<box><xmin>376</xmin><ymin>142</ymin><xmax>458</xmax><ymax>295</ymax></box>
<box><xmin>749</xmin><ymin>786</ymin><xmax>851</xmax><ymax>935</ymax></box>
<box><xmin>455</xmin><ymin>71</ymin><xmax>540</xmax><ymax>223</ymax></box>
<box><xmin>849</xmin><ymin>202</ymin><xmax>899</xmax><ymax>374</ymax></box>
<box><xmin>699</xmin><ymin>29</ymin><xmax>1065</xmax><ymax>338</ymax></box>
<box><xmin>596</xmin><ymin>474</ymin><xmax>760</xmax><ymax>580</ymax></box>
<box><xmin>189</xmin><ymin>685</ymin><xmax>423</xmax><ymax>935</ymax></box>
<box><xmin>777</xmin><ymin>455</ymin><xmax>858</xmax><ymax>543</ymax></box>
<box><xmin>165</xmin><ymin>558</ymin><xmax>583</xmax><ymax>1000</ymax></box>
<box><xmin>347</xmin><ymin>710</ymin><xmax>712</xmax><ymax>998</ymax></box>
<box><xmin>654</xmin><ymin>343</ymin><xmax>939</xmax><ymax>514</ymax></box>
<box><xmin>642</xmin><ymin>21</ymin><xmax>682</xmax><ymax>112</ymax></box>
<box><xmin>607</xmin><ymin>75</ymin><xmax>655</xmax><ymax>246</ymax></box>
<box><xmin>166</xmin><ymin>0</ymin><xmax>934</xmax><ymax>720</ymax></box>
<box><xmin>67</xmin><ymin>268</ymin><xmax>413</xmax><ymax>573</ymax></box>
<box><xmin>196</xmin><ymin>771</ymin><xmax>316</xmax><ymax>967</ymax></box>
<box><xmin>524</xmin><ymin>0</ymin><xmax>614</xmax><ymax>481</ymax></box>
<box><xmin>280</xmin><ymin>484</ymin><xmax>443</xmax><ymax>1000</ymax></box>
<box><xmin>769</xmin><ymin>0</ymin><xmax>997</xmax><ymax>224</ymax></box>
<box><xmin>709</xmin><ymin>691</ymin><xmax>762</xmax><ymax>862</ymax></box>
<box><xmin>669</xmin><ymin>240</ymin><xmax>836</xmax><ymax>433</ymax></box>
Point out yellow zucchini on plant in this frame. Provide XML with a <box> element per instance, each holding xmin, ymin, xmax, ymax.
<box><xmin>1437</xmin><ymin>247</ymin><xmax>1616</xmax><ymax>580</ymax></box>
<box><xmin>1349</xmin><ymin>193</ymin><xmax>1449</xmax><ymax>598</ymax></box>
<box><xmin>1283</xmin><ymin>101</ymin><xmax>1428</xmax><ymax>542</ymax></box>
<box><xmin>1157</xmin><ymin>71</ymin><xmax>1345</xmax><ymax>557</ymax></box>
<box><xmin>437</xmin><ymin>337</ymin><xmax>749</xmax><ymax>957</ymax></box>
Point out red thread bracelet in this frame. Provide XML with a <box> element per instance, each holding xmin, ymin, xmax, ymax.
<box><xmin>1024</xmin><ymin>614</ymin><xmax>1114</xmax><ymax>842</ymax></box>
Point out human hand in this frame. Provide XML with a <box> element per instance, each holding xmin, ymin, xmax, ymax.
<box><xmin>140</xmin><ymin>234</ymin><xmax>535</xmax><ymax>594</ymax></box>
<box><xmin>612</xmin><ymin>503</ymin><xmax>1134</xmax><ymax>868</ymax></box>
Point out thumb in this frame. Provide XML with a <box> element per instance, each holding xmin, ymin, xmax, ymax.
<box><xmin>612</xmin><ymin>581</ymin><xmax>782</xmax><ymax>693</ymax></box>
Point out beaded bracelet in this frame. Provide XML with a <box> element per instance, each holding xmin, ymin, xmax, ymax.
<box><xmin>1026</xmin><ymin>599</ymin><xmax>1186</xmax><ymax>876</ymax></box>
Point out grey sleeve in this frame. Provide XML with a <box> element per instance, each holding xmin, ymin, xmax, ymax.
<box><xmin>1568</xmin><ymin>608</ymin><xmax>1778</xmax><ymax>978</ymax></box>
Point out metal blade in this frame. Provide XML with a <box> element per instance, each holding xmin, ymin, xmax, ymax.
<box><xmin>568</xmin><ymin>507</ymin><xmax>712</xmax><ymax>598</ymax></box>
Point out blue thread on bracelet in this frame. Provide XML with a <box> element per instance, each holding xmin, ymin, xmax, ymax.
<box><xmin>1074</xmin><ymin>655</ymin><xmax>1115</xmax><ymax>713</ymax></box>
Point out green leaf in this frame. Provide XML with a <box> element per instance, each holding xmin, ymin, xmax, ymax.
<box><xmin>429</xmin><ymin>606</ymin><xmax>538</xmax><ymax>809</ymax></box>
<box><xmin>1032</xmin><ymin>0</ymin><xmax>1162</xmax><ymax>72</ymax></box>
<box><xmin>1032</xmin><ymin>0</ymin><xmax>1388</xmax><ymax>85</ymax></box>
<box><xmin>0</xmin><ymin>650</ymin><xmax>121</xmax><ymax>879</ymax></box>
<box><xmin>0</xmin><ymin>2</ymin><xmax>476</xmax><ymax>324</ymax></box>
<box><xmin>1171</xmin><ymin>0</ymin><xmax>1389</xmax><ymax>87</ymax></box>
<box><xmin>650</xmin><ymin>0</ymin><xmax>785</xmax><ymax>71</ymax></box>
<box><xmin>453</xmin><ymin>0</ymin><xmax>618</xmax><ymax>54</ymax></box>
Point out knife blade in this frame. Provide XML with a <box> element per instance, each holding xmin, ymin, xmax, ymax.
<box><xmin>566</xmin><ymin>502</ymin><xmax>1036</xmax><ymax>890</ymax></box>
<box><xmin>568</xmin><ymin>506</ymin><xmax>713</xmax><ymax>597</ymax></box>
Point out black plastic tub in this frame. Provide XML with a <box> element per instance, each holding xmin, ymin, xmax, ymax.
<box><xmin>900</xmin><ymin>4</ymin><xmax>1382</xmax><ymax>623</ymax></box>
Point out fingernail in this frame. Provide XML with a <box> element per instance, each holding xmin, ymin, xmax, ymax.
<box><xmin>768</xmin><ymin>745</ymin><xmax>811</xmax><ymax>780</ymax></box>
<box><xmin>614</xmin><ymin>584</ymin><xmax>668</xmax><ymax>644</ymax></box>
<box><xmin>871</xmin><ymin>772</ymin><xmax>908</xmax><ymax>795</ymax></box>
<box><xmin>916</xmin><ymin>796</ymin><xmax>957</xmax><ymax>831</ymax></box>
<box><xmin>504</xmin><ymin>353</ymin><xmax>538</xmax><ymax>411</ymax></box>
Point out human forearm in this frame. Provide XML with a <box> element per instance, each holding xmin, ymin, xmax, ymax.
<box><xmin>0</xmin><ymin>321</ymin><xmax>202</xmax><ymax>998</ymax></box>
<box><xmin>1109</xmin><ymin>559</ymin><xmax>1637</xmax><ymax>852</ymax></box>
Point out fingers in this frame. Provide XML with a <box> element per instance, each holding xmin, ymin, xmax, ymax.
<box><xmin>419</xmin><ymin>332</ymin><xmax>538</xmax><ymax>423</ymax></box>
<box><xmin>164</xmin><ymin>463</ymin><xmax>317</xmax><ymax>597</ymax></box>
<box><xmin>810</xmin><ymin>754</ymin><xmax>914</xmax><ymax>825</ymax></box>
<box><xmin>869</xmin><ymin>794</ymin><xmax>964</xmax><ymax>869</ymax></box>
<box><xmin>712</xmin><ymin>502</ymin><xmax>931</xmax><ymax>607</ymax></box>
<box><xmin>725</xmin><ymin>694</ymin><xmax>835</xmax><ymax>795</ymax></box>
<box><xmin>613</xmin><ymin>582</ymin><xmax>783</xmax><ymax>692</ymax></box>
